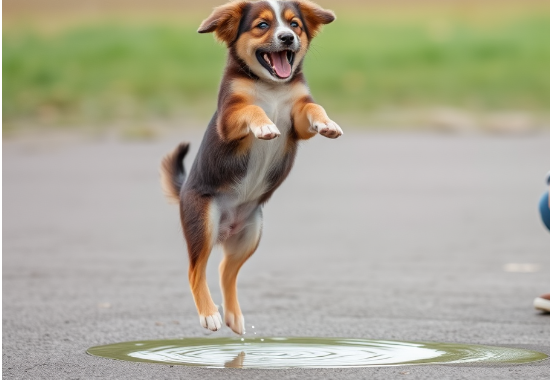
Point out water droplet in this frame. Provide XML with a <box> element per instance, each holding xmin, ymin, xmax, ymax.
<box><xmin>252</xmin><ymin>326</ymin><xmax>255</xmax><ymax>329</ymax></box>
<box><xmin>240</xmin><ymin>338</ymin><xmax>244</xmax><ymax>342</ymax></box>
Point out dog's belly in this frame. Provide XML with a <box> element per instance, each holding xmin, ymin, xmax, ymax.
<box><xmin>238</xmin><ymin>129</ymin><xmax>288</xmax><ymax>197</ymax></box>
<box><xmin>216</xmin><ymin>198</ymin><xmax>257</xmax><ymax>241</ymax></box>
<box><xmin>217</xmin><ymin>121</ymin><xmax>291</xmax><ymax>240</ymax></box>
<box><xmin>216</xmin><ymin>84</ymin><xmax>295</xmax><ymax>241</ymax></box>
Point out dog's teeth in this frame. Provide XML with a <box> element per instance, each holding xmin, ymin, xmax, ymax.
<box><xmin>263</xmin><ymin>53</ymin><xmax>271</xmax><ymax>66</ymax></box>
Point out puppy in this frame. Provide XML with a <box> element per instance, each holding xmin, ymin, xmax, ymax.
<box><xmin>161</xmin><ymin>0</ymin><xmax>342</xmax><ymax>335</ymax></box>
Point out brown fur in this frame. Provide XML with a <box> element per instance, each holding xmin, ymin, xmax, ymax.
<box><xmin>161</xmin><ymin>0</ymin><xmax>341</xmax><ymax>335</ymax></box>
<box><xmin>294</xmin><ymin>0</ymin><xmax>335</xmax><ymax>38</ymax></box>
<box><xmin>197</xmin><ymin>1</ymin><xmax>249</xmax><ymax>44</ymax></box>
<box><xmin>160</xmin><ymin>142</ymin><xmax>189</xmax><ymax>203</ymax></box>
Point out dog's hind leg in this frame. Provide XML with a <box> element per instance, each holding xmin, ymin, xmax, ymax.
<box><xmin>181</xmin><ymin>193</ymin><xmax>222</xmax><ymax>331</ymax></box>
<box><xmin>219</xmin><ymin>207</ymin><xmax>262</xmax><ymax>335</ymax></box>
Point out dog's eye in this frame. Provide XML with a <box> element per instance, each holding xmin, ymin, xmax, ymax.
<box><xmin>257</xmin><ymin>22</ymin><xmax>269</xmax><ymax>29</ymax></box>
<box><xmin>290</xmin><ymin>21</ymin><xmax>299</xmax><ymax>28</ymax></box>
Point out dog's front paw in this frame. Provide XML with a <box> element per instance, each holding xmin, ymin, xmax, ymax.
<box><xmin>224</xmin><ymin>311</ymin><xmax>245</xmax><ymax>335</ymax></box>
<box><xmin>199</xmin><ymin>312</ymin><xmax>223</xmax><ymax>332</ymax></box>
<box><xmin>311</xmin><ymin>120</ymin><xmax>343</xmax><ymax>139</ymax></box>
<box><xmin>252</xmin><ymin>124</ymin><xmax>281</xmax><ymax>140</ymax></box>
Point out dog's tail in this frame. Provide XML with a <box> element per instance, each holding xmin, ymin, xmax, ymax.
<box><xmin>160</xmin><ymin>142</ymin><xmax>190</xmax><ymax>204</ymax></box>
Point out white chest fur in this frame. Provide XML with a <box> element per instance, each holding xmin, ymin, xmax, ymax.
<box><xmin>234</xmin><ymin>82</ymin><xmax>294</xmax><ymax>203</ymax></box>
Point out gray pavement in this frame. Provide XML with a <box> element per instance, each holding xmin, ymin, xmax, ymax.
<box><xmin>3</xmin><ymin>130</ymin><xmax>550</xmax><ymax>379</ymax></box>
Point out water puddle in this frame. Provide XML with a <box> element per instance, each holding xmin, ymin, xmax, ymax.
<box><xmin>87</xmin><ymin>337</ymin><xmax>547</xmax><ymax>368</ymax></box>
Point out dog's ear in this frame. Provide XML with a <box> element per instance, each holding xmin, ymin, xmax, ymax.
<box><xmin>294</xmin><ymin>0</ymin><xmax>335</xmax><ymax>38</ymax></box>
<box><xmin>198</xmin><ymin>1</ymin><xmax>249</xmax><ymax>45</ymax></box>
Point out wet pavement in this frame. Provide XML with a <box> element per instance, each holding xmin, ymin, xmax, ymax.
<box><xmin>3</xmin><ymin>130</ymin><xmax>550</xmax><ymax>379</ymax></box>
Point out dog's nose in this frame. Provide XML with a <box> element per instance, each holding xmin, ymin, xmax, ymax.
<box><xmin>279</xmin><ymin>33</ymin><xmax>295</xmax><ymax>45</ymax></box>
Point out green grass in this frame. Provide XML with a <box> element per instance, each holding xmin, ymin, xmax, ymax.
<box><xmin>312</xmin><ymin>15</ymin><xmax>550</xmax><ymax>114</ymax></box>
<box><xmin>3</xmin><ymin>10</ymin><xmax>550</xmax><ymax>129</ymax></box>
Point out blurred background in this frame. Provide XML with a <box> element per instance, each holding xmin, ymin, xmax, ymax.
<box><xmin>4</xmin><ymin>0</ymin><xmax>550</xmax><ymax>136</ymax></box>
<box><xmin>4</xmin><ymin>4</ymin><xmax>550</xmax><ymax>377</ymax></box>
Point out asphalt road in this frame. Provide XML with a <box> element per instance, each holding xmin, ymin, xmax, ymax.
<box><xmin>3</xmin><ymin>130</ymin><xmax>550</xmax><ymax>379</ymax></box>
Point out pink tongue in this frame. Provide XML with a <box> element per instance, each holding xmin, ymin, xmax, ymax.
<box><xmin>271</xmin><ymin>51</ymin><xmax>291</xmax><ymax>78</ymax></box>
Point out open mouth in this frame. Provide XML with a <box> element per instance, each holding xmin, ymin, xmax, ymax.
<box><xmin>256</xmin><ymin>50</ymin><xmax>295</xmax><ymax>79</ymax></box>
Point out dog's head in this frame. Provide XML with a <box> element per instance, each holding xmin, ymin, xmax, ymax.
<box><xmin>198</xmin><ymin>0</ymin><xmax>335</xmax><ymax>82</ymax></box>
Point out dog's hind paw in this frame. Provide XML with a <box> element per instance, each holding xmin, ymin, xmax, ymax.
<box><xmin>312</xmin><ymin>120</ymin><xmax>343</xmax><ymax>139</ymax></box>
<box><xmin>224</xmin><ymin>311</ymin><xmax>245</xmax><ymax>335</ymax></box>
<box><xmin>252</xmin><ymin>124</ymin><xmax>280</xmax><ymax>140</ymax></box>
<box><xmin>199</xmin><ymin>312</ymin><xmax>223</xmax><ymax>332</ymax></box>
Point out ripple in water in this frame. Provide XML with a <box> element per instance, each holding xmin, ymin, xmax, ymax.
<box><xmin>87</xmin><ymin>337</ymin><xmax>547</xmax><ymax>368</ymax></box>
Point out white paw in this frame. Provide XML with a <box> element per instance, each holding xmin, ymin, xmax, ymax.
<box><xmin>252</xmin><ymin>124</ymin><xmax>280</xmax><ymax>140</ymax></box>
<box><xmin>224</xmin><ymin>311</ymin><xmax>245</xmax><ymax>335</ymax></box>
<box><xmin>199</xmin><ymin>312</ymin><xmax>223</xmax><ymax>332</ymax></box>
<box><xmin>311</xmin><ymin>120</ymin><xmax>343</xmax><ymax>139</ymax></box>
